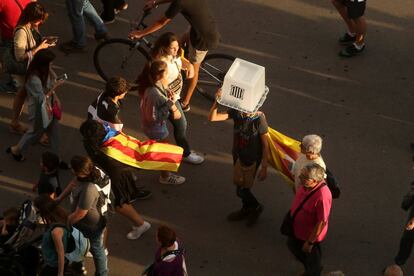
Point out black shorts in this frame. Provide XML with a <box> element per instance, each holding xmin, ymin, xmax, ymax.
<box><xmin>342</xmin><ymin>0</ymin><xmax>366</xmax><ymax>19</ymax></box>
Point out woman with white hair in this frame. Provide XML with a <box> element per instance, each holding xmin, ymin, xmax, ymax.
<box><xmin>291</xmin><ymin>134</ymin><xmax>326</xmax><ymax>191</ymax></box>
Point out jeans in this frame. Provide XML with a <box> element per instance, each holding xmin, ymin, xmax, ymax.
<box><xmin>17</xmin><ymin>118</ymin><xmax>59</xmax><ymax>155</ymax></box>
<box><xmin>168</xmin><ymin>101</ymin><xmax>191</xmax><ymax>157</ymax></box>
<box><xmin>287</xmin><ymin>237</ymin><xmax>322</xmax><ymax>276</ymax></box>
<box><xmin>395</xmin><ymin>228</ymin><xmax>414</xmax><ymax>265</ymax></box>
<box><xmin>88</xmin><ymin>228</ymin><xmax>108</xmax><ymax>276</ymax></box>
<box><xmin>65</xmin><ymin>0</ymin><xmax>107</xmax><ymax>47</ymax></box>
<box><xmin>101</xmin><ymin>0</ymin><xmax>126</xmax><ymax>21</ymax></box>
<box><xmin>236</xmin><ymin>186</ymin><xmax>259</xmax><ymax>209</ymax></box>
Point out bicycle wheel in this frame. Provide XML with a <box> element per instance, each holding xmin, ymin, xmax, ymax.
<box><xmin>197</xmin><ymin>53</ymin><xmax>235</xmax><ymax>101</ymax></box>
<box><xmin>94</xmin><ymin>38</ymin><xmax>150</xmax><ymax>84</ymax></box>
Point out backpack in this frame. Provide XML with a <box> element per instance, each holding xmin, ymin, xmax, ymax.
<box><xmin>326</xmin><ymin>168</ymin><xmax>341</xmax><ymax>199</ymax></box>
<box><xmin>94</xmin><ymin>167</ymin><xmax>114</xmax><ymax>217</ymax></box>
<box><xmin>48</xmin><ymin>224</ymin><xmax>90</xmax><ymax>263</ymax></box>
<box><xmin>65</xmin><ymin>227</ymin><xmax>90</xmax><ymax>263</ymax></box>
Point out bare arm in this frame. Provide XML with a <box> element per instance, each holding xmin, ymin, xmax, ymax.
<box><xmin>128</xmin><ymin>16</ymin><xmax>171</xmax><ymax>39</ymax></box>
<box><xmin>302</xmin><ymin>221</ymin><xmax>327</xmax><ymax>253</ymax></box>
<box><xmin>68</xmin><ymin>208</ymin><xmax>88</xmax><ymax>226</ymax></box>
<box><xmin>208</xmin><ymin>89</ymin><xmax>229</xmax><ymax>121</ymax></box>
<box><xmin>55</xmin><ymin>179</ymin><xmax>76</xmax><ymax>204</ymax></box>
<box><xmin>180</xmin><ymin>56</ymin><xmax>194</xmax><ymax>79</ymax></box>
<box><xmin>257</xmin><ymin>133</ymin><xmax>269</xmax><ymax>181</ymax></box>
<box><xmin>51</xmin><ymin>228</ymin><xmax>65</xmax><ymax>276</ymax></box>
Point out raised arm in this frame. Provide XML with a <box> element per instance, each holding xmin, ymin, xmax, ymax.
<box><xmin>128</xmin><ymin>16</ymin><xmax>171</xmax><ymax>40</ymax></box>
<box><xmin>208</xmin><ymin>89</ymin><xmax>229</xmax><ymax>122</ymax></box>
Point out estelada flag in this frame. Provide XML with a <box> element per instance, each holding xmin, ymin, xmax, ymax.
<box><xmin>101</xmin><ymin>133</ymin><xmax>183</xmax><ymax>172</ymax></box>
<box><xmin>266</xmin><ymin>127</ymin><xmax>301</xmax><ymax>189</ymax></box>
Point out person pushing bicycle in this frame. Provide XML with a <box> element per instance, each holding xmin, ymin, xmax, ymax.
<box><xmin>128</xmin><ymin>0</ymin><xmax>220</xmax><ymax>112</ymax></box>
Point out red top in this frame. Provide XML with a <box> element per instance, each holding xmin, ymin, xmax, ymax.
<box><xmin>290</xmin><ymin>182</ymin><xmax>332</xmax><ymax>242</ymax></box>
<box><xmin>0</xmin><ymin>0</ymin><xmax>31</xmax><ymax>40</ymax></box>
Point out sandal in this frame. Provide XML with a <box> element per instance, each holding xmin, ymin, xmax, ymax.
<box><xmin>6</xmin><ymin>147</ymin><xmax>25</xmax><ymax>162</ymax></box>
<box><xmin>9</xmin><ymin>123</ymin><xmax>28</xmax><ymax>135</ymax></box>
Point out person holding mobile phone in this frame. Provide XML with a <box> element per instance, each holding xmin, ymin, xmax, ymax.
<box><xmin>8</xmin><ymin>2</ymin><xmax>54</xmax><ymax>135</ymax></box>
<box><xmin>7</xmin><ymin>49</ymin><xmax>67</xmax><ymax>167</ymax></box>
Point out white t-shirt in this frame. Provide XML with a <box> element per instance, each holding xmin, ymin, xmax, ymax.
<box><xmin>161</xmin><ymin>56</ymin><xmax>182</xmax><ymax>100</ymax></box>
<box><xmin>292</xmin><ymin>153</ymin><xmax>326</xmax><ymax>189</ymax></box>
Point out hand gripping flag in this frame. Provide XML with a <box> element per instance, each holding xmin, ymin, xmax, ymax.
<box><xmin>266</xmin><ymin>127</ymin><xmax>301</xmax><ymax>189</ymax></box>
<box><xmin>101</xmin><ymin>132</ymin><xmax>183</xmax><ymax>172</ymax></box>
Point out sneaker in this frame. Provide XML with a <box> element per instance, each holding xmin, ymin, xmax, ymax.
<box><xmin>246</xmin><ymin>204</ymin><xmax>263</xmax><ymax>227</ymax></box>
<box><xmin>94</xmin><ymin>32</ymin><xmax>110</xmax><ymax>42</ymax></box>
<box><xmin>126</xmin><ymin>221</ymin><xmax>151</xmax><ymax>240</ymax></box>
<box><xmin>59</xmin><ymin>41</ymin><xmax>85</xmax><ymax>54</ymax></box>
<box><xmin>159</xmin><ymin>174</ymin><xmax>186</xmax><ymax>185</ymax></box>
<box><xmin>183</xmin><ymin>152</ymin><xmax>205</xmax><ymax>165</ymax></box>
<box><xmin>115</xmin><ymin>2</ymin><xmax>128</xmax><ymax>14</ymax></box>
<box><xmin>227</xmin><ymin>208</ymin><xmax>250</xmax><ymax>221</ymax></box>
<box><xmin>179</xmin><ymin>101</ymin><xmax>190</xmax><ymax>112</ymax></box>
<box><xmin>68</xmin><ymin>261</ymin><xmax>87</xmax><ymax>275</ymax></box>
<box><xmin>103</xmin><ymin>18</ymin><xmax>115</xmax><ymax>24</ymax></box>
<box><xmin>135</xmin><ymin>189</ymin><xmax>152</xmax><ymax>201</ymax></box>
<box><xmin>339</xmin><ymin>43</ymin><xmax>365</xmax><ymax>57</ymax></box>
<box><xmin>86</xmin><ymin>248</ymin><xmax>108</xmax><ymax>257</ymax></box>
<box><xmin>6</xmin><ymin>147</ymin><xmax>25</xmax><ymax>162</ymax></box>
<box><xmin>338</xmin><ymin>32</ymin><xmax>356</xmax><ymax>45</ymax></box>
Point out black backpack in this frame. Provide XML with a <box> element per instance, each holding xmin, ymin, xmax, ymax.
<box><xmin>326</xmin><ymin>168</ymin><xmax>341</xmax><ymax>199</ymax></box>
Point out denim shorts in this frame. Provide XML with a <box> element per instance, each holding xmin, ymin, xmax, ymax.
<box><xmin>144</xmin><ymin>122</ymin><xmax>169</xmax><ymax>141</ymax></box>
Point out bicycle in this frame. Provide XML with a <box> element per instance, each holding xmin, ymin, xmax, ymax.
<box><xmin>93</xmin><ymin>10</ymin><xmax>235</xmax><ymax>101</ymax></box>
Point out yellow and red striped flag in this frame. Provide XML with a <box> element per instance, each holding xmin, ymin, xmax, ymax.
<box><xmin>101</xmin><ymin>133</ymin><xmax>183</xmax><ymax>172</ymax></box>
<box><xmin>266</xmin><ymin>127</ymin><xmax>301</xmax><ymax>189</ymax></box>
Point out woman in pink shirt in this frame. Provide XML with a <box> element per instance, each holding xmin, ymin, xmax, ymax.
<box><xmin>287</xmin><ymin>163</ymin><xmax>332</xmax><ymax>276</ymax></box>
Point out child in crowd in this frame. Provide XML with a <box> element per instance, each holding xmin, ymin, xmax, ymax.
<box><xmin>144</xmin><ymin>225</ymin><xmax>187</xmax><ymax>276</ymax></box>
<box><xmin>32</xmin><ymin>151</ymin><xmax>61</xmax><ymax>198</ymax></box>
<box><xmin>139</xmin><ymin>60</ymin><xmax>185</xmax><ymax>185</ymax></box>
<box><xmin>208</xmin><ymin>89</ymin><xmax>269</xmax><ymax>227</ymax></box>
<box><xmin>0</xmin><ymin>207</ymin><xmax>19</xmax><ymax>244</ymax></box>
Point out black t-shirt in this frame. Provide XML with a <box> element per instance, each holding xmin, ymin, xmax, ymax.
<box><xmin>228</xmin><ymin>109</ymin><xmax>269</xmax><ymax>166</ymax></box>
<box><xmin>89</xmin><ymin>95</ymin><xmax>122</xmax><ymax>124</ymax></box>
<box><xmin>165</xmin><ymin>0</ymin><xmax>220</xmax><ymax>50</ymax></box>
<box><xmin>38</xmin><ymin>171</ymin><xmax>61</xmax><ymax>196</ymax></box>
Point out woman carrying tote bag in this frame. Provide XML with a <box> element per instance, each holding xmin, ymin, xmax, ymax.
<box><xmin>6</xmin><ymin>2</ymin><xmax>55</xmax><ymax>134</ymax></box>
<box><xmin>7</xmin><ymin>49</ymin><xmax>65</xmax><ymax>163</ymax></box>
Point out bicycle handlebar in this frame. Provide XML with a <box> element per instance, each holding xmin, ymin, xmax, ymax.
<box><xmin>136</xmin><ymin>9</ymin><xmax>152</xmax><ymax>30</ymax></box>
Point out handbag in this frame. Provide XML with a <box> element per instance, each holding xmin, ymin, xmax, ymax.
<box><xmin>280</xmin><ymin>183</ymin><xmax>326</xmax><ymax>237</ymax></box>
<box><xmin>326</xmin><ymin>168</ymin><xmax>341</xmax><ymax>199</ymax></box>
<box><xmin>2</xmin><ymin>46</ymin><xmax>28</xmax><ymax>75</ymax></box>
<box><xmin>41</xmin><ymin>96</ymin><xmax>53</xmax><ymax>128</ymax></box>
<box><xmin>51</xmin><ymin>94</ymin><xmax>62</xmax><ymax>120</ymax></box>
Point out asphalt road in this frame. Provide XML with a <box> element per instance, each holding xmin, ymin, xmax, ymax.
<box><xmin>0</xmin><ymin>0</ymin><xmax>414</xmax><ymax>275</ymax></box>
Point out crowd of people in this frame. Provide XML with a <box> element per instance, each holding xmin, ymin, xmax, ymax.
<box><xmin>1</xmin><ymin>0</ymin><xmax>408</xmax><ymax>276</ymax></box>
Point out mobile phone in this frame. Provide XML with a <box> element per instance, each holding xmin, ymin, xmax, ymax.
<box><xmin>56</xmin><ymin>73</ymin><xmax>68</xmax><ymax>81</ymax></box>
<box><xmin>45</xmin><ymin>36</ymin><xmax>58</xmax><ymax>45</ymax></box>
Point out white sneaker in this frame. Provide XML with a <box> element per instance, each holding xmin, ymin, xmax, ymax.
<box><xmin>126</xmin><ymin>221</ymin><xmax>151</xmax><ymax>240</ymax></box>
<box><xmin>86</xmin><ymin>248</ymin><xmax>109</xmax><ymax>257</ymax></box>
<box><xmin>183</xmin><ymin>152</ymin><xmax>205</xmax><ymax>165</ymax></box>
<box><xmin>159</xmin><ymin>174</ymin><xmax>186</xmax><ymax>185</ymax></box>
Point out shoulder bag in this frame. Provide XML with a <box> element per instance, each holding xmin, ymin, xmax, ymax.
<box><xmin>280</xmin><ymin>183</ymin><xmax>326</xmax><ymax>237</ymax></box>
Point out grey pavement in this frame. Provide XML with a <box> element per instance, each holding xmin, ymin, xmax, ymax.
<box><xmin>0</xmin><ymin>0</ymin><xmax>414</xmax><ymax>275</ymax></box>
